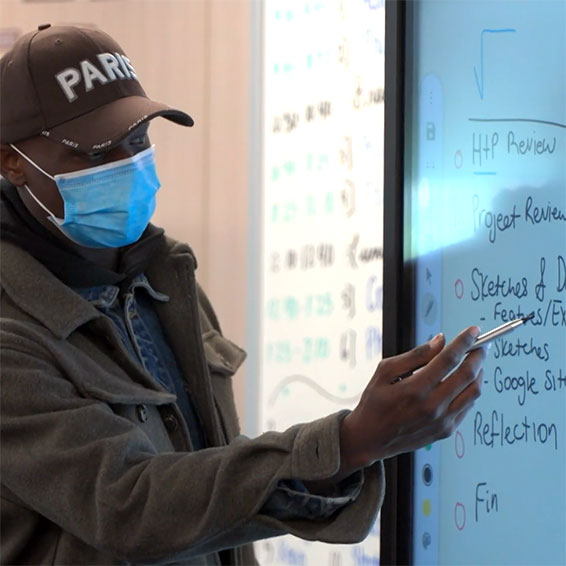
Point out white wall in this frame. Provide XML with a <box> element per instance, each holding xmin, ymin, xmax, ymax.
<box><xmin>0</xmin><ymin>0</ymin><xmax>252</xmax><ymax>418</ymax></box>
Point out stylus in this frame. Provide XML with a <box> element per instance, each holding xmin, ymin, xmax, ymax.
<box><xmin>391</xmin><ymin>312</ymin><xmax>534</xmax><ymax>383</ymax></box>
<box><xmin>466</xmin><ymin>312</ymin><xmax>534</xmax><ymax>352</ymax></box>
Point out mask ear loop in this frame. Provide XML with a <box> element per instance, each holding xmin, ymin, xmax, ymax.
<box><xmin>23</xmin><ymin>183</ymin><xmax>63</xmax><ymax>222</ymax></box>
<box><xmin>9</xmin><ymin>144</ymin><xmax>62</xmax><ymax>222</ymax></box>
<box><xmin>9</xmin><ymin>143</ymin><xmax>56</xmax><ymax>180</ymax></box>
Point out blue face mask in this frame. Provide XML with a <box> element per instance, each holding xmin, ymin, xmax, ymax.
<box><xmin>10</xmin><ymin>144</ymin><xmax>160</xmax><ymax>248</ymax></box>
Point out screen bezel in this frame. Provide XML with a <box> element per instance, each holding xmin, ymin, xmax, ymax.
<box><xmin>380</xmin><ymin>1</ymin><xmax>415</xmax><ymax>565</ymax></box>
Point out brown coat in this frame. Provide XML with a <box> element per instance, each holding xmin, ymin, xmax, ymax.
<box><xmin>0</xmin><ymin>238</ymin><xmax>384</xmax><ymax>565</ymax></box>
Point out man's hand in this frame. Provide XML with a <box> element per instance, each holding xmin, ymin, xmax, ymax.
<box><xmin>337</xmin><ymin>326</ymin><xmax>487</xmax><ymax>476</ymax></box>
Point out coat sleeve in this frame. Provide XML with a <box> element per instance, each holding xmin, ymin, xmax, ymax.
<box><xmin>0</xmin><ymin>329</ymin><xmax>385</xmax><ymax>565</ymax></box>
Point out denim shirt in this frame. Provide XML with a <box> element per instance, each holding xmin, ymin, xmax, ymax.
<box><xmin>73</xmin><ymin>274</ymin><xmax>363</xmax><ymax>521</ymax></box>
<box><xmin>75</xmin><ymin>275</ymin><xmax>206</xmax><ymax>451</ymax></box>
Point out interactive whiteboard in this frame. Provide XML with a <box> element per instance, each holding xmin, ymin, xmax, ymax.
<box><xmin>255</xmin><ymin>1</ymin><xmax>385</xmax><ymax>565</ymax></box>
<box><xmin>406</xmin><ymin>1</ymin><xmax>566</xmax><ymax>564</ymax></box>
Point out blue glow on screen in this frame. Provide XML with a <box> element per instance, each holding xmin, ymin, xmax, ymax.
<box><xmin>407</xmin><ymin>2</ymin><xmax>566</xmax><ymax>565</ymax></box>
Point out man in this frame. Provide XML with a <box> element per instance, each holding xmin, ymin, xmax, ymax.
<box><xmin>0</xmin><ymin>24</ymin><xmax>486</xmax><ymax>565</ymax></box>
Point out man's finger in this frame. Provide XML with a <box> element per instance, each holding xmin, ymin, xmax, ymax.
<box><xmin>415</xmin><ymin>326</ymin><xmax>480</xmax><ymax>389</ymax></box>
<box><xmin>375</xmin><ymin>333</ymin><xmax>445</xmax><ymax>383</ymax></box>
<box><xmin>439</xmin><ymin>348</ymin><xmax>486</xmax><ymax>404</ymax></box>
<box><xmin>446</xmin><ymin>367</ymin><xmax>484</xmax><ymax>415</ymax></box>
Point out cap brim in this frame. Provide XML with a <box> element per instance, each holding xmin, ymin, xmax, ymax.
<box><xmin>43</xmin><ymin>95</ymin><xmax>194</xmax><ymax>152</ymax></box>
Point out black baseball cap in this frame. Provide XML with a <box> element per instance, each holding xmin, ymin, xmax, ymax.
<box><xmin>0</xmin><ymin>24</ymin><xmax>194</xmax><ymax>152</ymax></box>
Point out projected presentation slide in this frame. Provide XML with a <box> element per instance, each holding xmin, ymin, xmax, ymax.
<box><xmin>406</xmin><ymin>1</ymin><xmax>565</xmax><ymax>565</ymax></box>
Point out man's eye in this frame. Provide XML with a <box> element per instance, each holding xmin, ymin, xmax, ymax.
<box><xmin>86</xmin><ymin>151</ymin><xmax>106</xmax><ymax>162</ymax></box>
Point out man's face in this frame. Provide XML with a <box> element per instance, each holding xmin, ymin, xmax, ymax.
<box><xmin>1</xmin><ymin>122</ymin><xmax>151</xmax><ymax>225</ymax></box>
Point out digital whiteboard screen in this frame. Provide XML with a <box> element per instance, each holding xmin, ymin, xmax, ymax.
<box><xmin>405</xmin><ymin>1</ymin><xmax>565</xmax><ymax>564</ymax></box>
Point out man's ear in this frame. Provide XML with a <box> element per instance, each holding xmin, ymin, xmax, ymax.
<box><xmin>0</xmin><ymin>144</ymin><xmax>27</xmax><ymax>186</ymax></box>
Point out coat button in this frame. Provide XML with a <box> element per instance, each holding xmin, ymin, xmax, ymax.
<box><xmin>136</xmin><ymin>404</ymin><xmax>148</xmax><ymax>423</ymax></box>
<box><xmin>163</xmin><ymin>414</ymin><xmax>178</xmax><ymax>433</ymax></box>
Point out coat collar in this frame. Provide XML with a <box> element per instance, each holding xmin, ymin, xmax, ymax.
<box><xmin>1</xmin><ymin>241</ymin><xmax>100</xmax><ymax>339</ymax></box>
<box><xmin>0</xmin><ymin>238</ymin><xmax>198</xmax><ymax>340</ymax></box>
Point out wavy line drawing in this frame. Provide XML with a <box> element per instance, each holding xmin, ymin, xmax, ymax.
<box><xmin>268</xmin><ymin>374</ymin><xmax>361</xmax><ymax>406</ymax></box>
<box><xmin>474</xmin><ymin>28</ymin><xmax>516</xmax><ymax>100</ymax></box>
